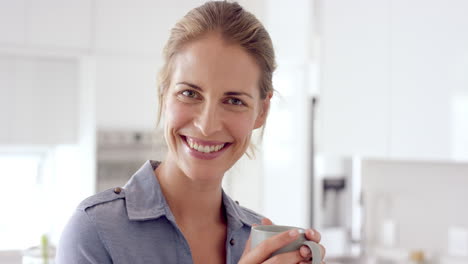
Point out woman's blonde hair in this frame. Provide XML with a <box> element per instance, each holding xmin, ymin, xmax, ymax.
<box><xmin>156</xmin><ymin>1</ymin><xmax>276</xmax><ymax>157</ymax></box>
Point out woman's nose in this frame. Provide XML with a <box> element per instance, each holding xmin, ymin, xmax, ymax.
<box><xmin>193</xmin><ymin>102</ymin><xmax>222</xmax><ymax>136</ymax></box>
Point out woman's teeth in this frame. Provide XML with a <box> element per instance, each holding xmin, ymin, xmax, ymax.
<box><xmin>186</xmin><ymin>137</ymin><xmax>225</xmax><ymax>153</ymax></box>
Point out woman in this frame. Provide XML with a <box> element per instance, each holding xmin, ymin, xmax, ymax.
<box><xmin>57</xmin><ymin>1</ymin><xmax>326</xmax><ymax>263</ymax></box>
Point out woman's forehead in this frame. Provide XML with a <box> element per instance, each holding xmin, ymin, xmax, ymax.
<box><xmin>171</xmin><ymin>34</ymin><xmax>261</xmax><ymax>95</ymax></box>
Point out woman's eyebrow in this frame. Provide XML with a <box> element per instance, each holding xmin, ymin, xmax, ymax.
<box><xmin>224</xmin><ymin>91</ymin><xmax>253</xmax><ymax>99</ymax></box>
<box><xmin>176</xmin><ymin>81</ymin><xmax>203</xmax><ymax>91</ymax></box>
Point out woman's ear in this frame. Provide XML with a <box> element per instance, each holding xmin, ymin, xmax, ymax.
<box><xmin>254</xmin><ymin>92</ymin><xmax>273</xmax><ymax>129</ymax></box>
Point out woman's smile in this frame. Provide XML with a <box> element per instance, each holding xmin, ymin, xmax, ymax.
<box><xmin>180</xmin><ymin>135</ymin><xmax>232</xmax><ymax>160</ymax></box>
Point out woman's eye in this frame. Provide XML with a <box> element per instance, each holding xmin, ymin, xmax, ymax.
<box><xmin>226</xmin><ymin>98</ymin><xmax>245</xmax><ymax>106</ymax></box>
<box><xmin>181</xmin><ymin>90</ymin><xmax>198</xmax><ymax>98</ymax></box>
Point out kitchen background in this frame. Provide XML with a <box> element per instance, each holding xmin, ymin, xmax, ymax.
<box><xmin>0</xmin><ymin>0</ymin><xmax>467</xmax><ymax>263</ymax></box>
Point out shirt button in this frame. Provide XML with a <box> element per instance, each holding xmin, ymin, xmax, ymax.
<box><xmin>235</xmin><ymin>201</ymin><xmax>239</xmax><ymax>205</ymax></box>
<box><xmin>114</xmin><ymin>187</ymin><xmax>122</xmax><ymax>194</ymax></box>
<box><xmin>230</xmin><ymin>238</ymin><xmax>235</xmax><ymax>246</ymax></box>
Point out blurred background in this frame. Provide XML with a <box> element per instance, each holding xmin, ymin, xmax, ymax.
<box><xmin>0</xmin><ymin>0</ymin><xmax>467</xmax><ymax>263</ymax></box>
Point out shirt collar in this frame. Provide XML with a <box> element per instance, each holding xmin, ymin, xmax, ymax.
<box><xmin>124</xmin><ymin>160</ymin><xmax>169</xmax><ymax>221</ymax></box>
<box><xmin>123</xmin><ymin>160</ymin><xmax>257</xmax><ymax>229</ymax></box>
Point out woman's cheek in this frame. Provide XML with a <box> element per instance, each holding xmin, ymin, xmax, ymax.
<box><xmin>228</xmin><ymin>114</ymin><xmax>256</xmax><ymax>143</ymax></box>
<box><xmin>165</xmin><ymin>100</ymin><xmax>193</xmax><ymax>129</ymax></box>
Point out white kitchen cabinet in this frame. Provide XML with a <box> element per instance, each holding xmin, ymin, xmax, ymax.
<box><xmin>320</xmin><ymin>0</ymin><xmax>468</xmax><ymax>160</ymax></box>
<box><xmin>0</xmin><ymin>0</ymin><xmax>92</xmax><ymax>50</ymax></box>
<box><xmin>0</xmin><ymin>0</ymin><xmax>26</xmax><ymax>45</ymax></box>
<box><xmin>28</xmin><ymin>0</ymin><xmax>92</xmax><ymax>49</ymax></box>
<box><xmin>0</xmin><ymin>56</ymin><xmax>79</xmax><ymax>144</ymax></box>
<box><xmin>389</xmin><ymin>0</ymin><xmax>468</xmax><ymax>160</ymax></box>
<box><xmin>319</xmin><ymin>0</ymin><xmax>391</xmax><ymax>157</ymax></box>
<box><xmin>95</xmin><ymin>56</ymin><xmax>159</xmax><ymax>130</ymax></box>
<box><xmin>94</xmin><ymin>0</ymin><xmax>205</xmax><ymax>56</ymax></box>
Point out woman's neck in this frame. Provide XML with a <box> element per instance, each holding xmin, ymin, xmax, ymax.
<box><xmin>154</xmin><ymin>158</ymin><xmax>226</xmax><ymax>227</ymax></box>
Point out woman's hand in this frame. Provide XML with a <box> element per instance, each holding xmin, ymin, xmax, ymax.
<box><xmin>239</xmin><ymin>218</ymin><xmax>326</xmax><ymax>264</ymax></box>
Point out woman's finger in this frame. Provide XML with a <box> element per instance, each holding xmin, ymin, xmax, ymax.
<box><xmin>262</xmin><ymin>217</ymin><xmax>273</xmax><ymax>225</ymax></box>
<box><xmin>305</xmin><ymin>228</ymin><xmax>321</xmax><ymax>243</ymax></box>
<box><xmin>299</xmin><ymin>245</ymin><xmax>311</xmax><ymax>259</ymax></box>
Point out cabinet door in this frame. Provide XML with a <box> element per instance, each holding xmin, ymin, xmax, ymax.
<box><xmin>95</xmin><ymin>56</ymin><xmax>158</xmax><ymax>130</ymax></box>
<box><xmin>389</xmin><ymin>0</ymin><xmax>468</xmax><ymax>160</ymax></box>
<box><xmin>0</xmin><ymin>56</ymin><xmax>78</xmax><ymax>144</ymax></box>
<box><xmin>94</xmin><ymin>0</ymin><xmax>205</xmax><ymax>56</ymax></box>
<box><xmin>320</xmin><ymin>0</ymin><xmax>391</xmax><ymax>157</ymax></box>
<box><xmin>28</xmin><ymin>0</ymin><xmax>92</xmax><ymax>49</ymax></box>
<box><xmin>0</xmin><ymin>0</ymin><xmax>26</xmax><ymax>44</ymax></box>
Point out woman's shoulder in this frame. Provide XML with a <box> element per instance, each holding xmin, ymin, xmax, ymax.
<box><xmin>77</xmin><ymin>186</ymin><xmax>126</xmax><ymax>212</ymax></box>
<box><xmin>57</xmin><ymin>188</ymin><xmax>126</xmax><ymax>263</ymax></box>
<box><xmin>57</xmin><ymin>187</ymin><xmax>132</xmax><ymax>261</ymax></box>
<box><xmin>63</xmin><ymin>187</ymin><xmax>129</xmax><ymax>237</ymax></box>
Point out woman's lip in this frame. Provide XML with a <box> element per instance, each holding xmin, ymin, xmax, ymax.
<box><xmin>183</xmin><ymin>135</ymin><xmax>230</xmax><ymax>146</ymax></box>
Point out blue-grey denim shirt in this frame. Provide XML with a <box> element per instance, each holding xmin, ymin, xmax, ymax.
<box><xmin>57</xmin><ymin>160</ymin><xmax>263</xmax><ymax>264</ymax></box>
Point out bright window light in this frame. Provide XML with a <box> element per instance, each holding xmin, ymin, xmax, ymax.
<box><xmin>0</xmin><ymin>154</ymin><xmax>46</xmax><ymax>250</ymax></box>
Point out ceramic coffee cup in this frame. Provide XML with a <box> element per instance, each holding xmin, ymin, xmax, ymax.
<box><xmin>251</xmin><ymin>225</ymin><xmax>322</xmax><ymax>264</ymax></box>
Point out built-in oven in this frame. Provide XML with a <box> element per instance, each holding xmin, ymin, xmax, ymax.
<box><xmin>96</xmin><ymin>130</ymin><xmax>167</xmax><ymax>192</ymax></box>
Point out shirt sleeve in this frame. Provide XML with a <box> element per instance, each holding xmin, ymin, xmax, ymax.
<box><xmin>56</xmin><ymin>209</ymin><xmax>113</xmax><ymax>264</ymax></box>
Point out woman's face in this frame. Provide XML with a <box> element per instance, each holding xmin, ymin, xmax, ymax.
<box><xmin>163</xmin><ymin>32</ymin><xmax>270</xmax><ymax>182</ymax></box>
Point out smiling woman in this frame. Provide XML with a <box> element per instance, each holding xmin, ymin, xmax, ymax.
<box><xmin>56</xmin><ymin>1</ymin><xmax>325</xmax><ymax>264</ymax></box>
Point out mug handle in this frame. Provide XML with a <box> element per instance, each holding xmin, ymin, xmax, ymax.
<box><xmin>302</xmin><ymin>240</ymin><xmax>322</xmax><ymax>264</ymax></box>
